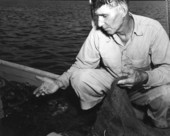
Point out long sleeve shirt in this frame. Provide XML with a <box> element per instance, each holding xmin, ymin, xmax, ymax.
<box><xmin>57</xmin><ymin>13</ymin><xmax>170</xmax><ymax>89</ymax></box>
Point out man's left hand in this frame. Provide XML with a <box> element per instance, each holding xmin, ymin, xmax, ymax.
<box><xmin>117</xmin><ymin>68</ymin><xmax>148</xmax><ymax>89</ymax></box>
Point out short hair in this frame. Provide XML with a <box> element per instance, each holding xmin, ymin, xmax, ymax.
<box><xmin>90</xmin><ymin>0</ymin><xmax>129</xmax><ymax>10</ymax></box>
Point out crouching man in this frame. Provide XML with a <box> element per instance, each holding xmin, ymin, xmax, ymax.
<box><xmin>34</xmin><ymin>0</ymin><xmax>170</xmax><ymax>133</ymax></box>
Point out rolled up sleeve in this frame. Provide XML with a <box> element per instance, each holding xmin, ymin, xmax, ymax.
<box><xmin>145</xmin><ymin>24</ymin><xmax>170</xmax><ymax>87</ymax></box>
<box><xmin>57</xmin><ymin>28</ymin><xmax>100</xmax><ymax>89</ymax></box>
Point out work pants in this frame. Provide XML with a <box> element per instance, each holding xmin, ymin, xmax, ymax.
<box><xmin>70</xmin><ymin>69</ymin><xmax>170</xmax><ymax>128</ymax></box>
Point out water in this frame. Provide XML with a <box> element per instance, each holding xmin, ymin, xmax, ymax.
<box><xmin>129</xmin><ymin>1</ymin><xmax>168</xmax><ymax>32</ymax></box>
<box><xmin>0</xmin><ymin>0</ymin><xmax>168</xmax><ymax>75</ymax></box>
<box><xmin>0</xmin><ymin>0</ymin><xmax>92</xmax><ymax>74</ymax></box>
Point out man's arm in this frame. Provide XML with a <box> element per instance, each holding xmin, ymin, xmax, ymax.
<box><xmin>118</xmin><ymin>23</ymin><xmax>170</xmax><ymax>89</ymax></box>
<box><xmin>34</xmin><ymin>28</ymin><xmax>100</xmax><ymax>96</ymax></box>
<box><xmin>54</xmin><ymin>28</ymin><xmax>101</xmax><ymax>89</ymax></box>
<box><xmin>144</xmin><ymin>24</ymin><xmax>170</xmax><ymax>87</ymax></box>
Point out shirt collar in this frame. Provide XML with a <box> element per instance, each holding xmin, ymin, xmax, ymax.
<box><xmin>130</xmin><ymin>13</ymin><xmax>143</xmax><ymax>36</ymax></box>
<box><xmin>104</xmin><ymin>12</ymin><xmax>143</xmax><ymax>43</ymax></box>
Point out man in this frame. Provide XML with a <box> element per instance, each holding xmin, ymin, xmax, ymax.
<box><xmin>34</xmin><ymin>0</ymin><xmax>170</xmax><ymax>130</ymax></box>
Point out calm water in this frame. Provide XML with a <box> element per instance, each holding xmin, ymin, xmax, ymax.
<box><xmin>0</xmin><ymin>0</ymin><xmax>168</xmax><ymax>74</ymax></box>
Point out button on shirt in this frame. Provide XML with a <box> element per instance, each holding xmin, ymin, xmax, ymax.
<box><xmin>58</xmin><ymin>13</ymin><xmax>170</xmax><ymax>89</ymax></box>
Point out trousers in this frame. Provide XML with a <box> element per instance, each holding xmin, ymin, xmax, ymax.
<box><xmin>70</xmin><ymin>69</ymin><xmax>170</xmax><ymax>128</ymax></box>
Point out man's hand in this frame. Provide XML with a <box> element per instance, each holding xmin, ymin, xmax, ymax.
<box><xmin>33</xmin><ymin>76</ymin><xmax>61</xmax><ymax>97</ymax></box>
<box><xmin>117</xmin><ymin>68</ymin><xmax>148</xmax><ymax>89</ymax></box>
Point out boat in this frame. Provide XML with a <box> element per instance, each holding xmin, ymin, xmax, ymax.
<box><xmin>0</xmin><ymin>59</ymin><xmax>61</xmax><ymax>121</ymax></box>
<box><xmin>0</xmin><ymin>59</ymin><xmax>79</xmax><ymax>135</ymax></box>
<box><xmin>0</xmin><ymin>59</ymin><xmax>59</xmax><ymax>87</ymax></box>
<box><xmin>0</xmin><ymin>59</ymin><xmax>61</xmax><ymax>120</ymax></box>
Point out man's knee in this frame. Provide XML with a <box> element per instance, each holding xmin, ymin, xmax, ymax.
<box><xmin>70</xmin><ymin>69</ymin><xmax>97</xmax><ymax>99</ymax></box>
<box><xmin>70</xmin><ymin>69</ymin><xmax>109</xmax><ymax>109</ymax></box>
<box><xmin>149</xmin><ymin>85</ymin><xmax>170</xmax><ymax>109</ymax></box>
<box><xmin>70</xmin><ymin>69</ymin><xmax>92</xmax><ymax>88</ymax></box>
<box><xmin>147</xmin><ymin>85</ymin><xmax>170</xmax><ymax>128</ymax></box>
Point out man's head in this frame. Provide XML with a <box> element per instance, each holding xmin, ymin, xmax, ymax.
<box><xmin>90</xmin><ymin>0</ymin><xmax>129</xmax><ymax>11</ymax></box>
<box><xmin>90</xmin><ymin>0</ymin><xmax>130</xmax><ymax>35</ymax></box>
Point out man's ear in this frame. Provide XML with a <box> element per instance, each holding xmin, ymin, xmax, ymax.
<box><xmin>118</xmin><ymin>3</ymin><xmax>128</xmax><ymax>17</ymax></box>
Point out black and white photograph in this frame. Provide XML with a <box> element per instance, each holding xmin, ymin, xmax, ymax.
<box><xmin>0</xmin><ymin>0</ymin><xmax>170</xmax><ymax>136</ymax></box>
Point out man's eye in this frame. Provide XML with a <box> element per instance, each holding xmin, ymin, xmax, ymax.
<box><xmin>103</xmin><ymin>15</ymin><xmax>107</xmax><ymax>18</ymax></box>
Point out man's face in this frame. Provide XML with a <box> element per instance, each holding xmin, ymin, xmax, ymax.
<box><xmin>95</xmin><ymin>4</ymin><xmax>125</xmax><ymax>35</ymax></box>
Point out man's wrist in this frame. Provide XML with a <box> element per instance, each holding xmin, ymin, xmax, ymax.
<box><xmin>55</xmin><ymin>80</ymin><xmax>64</xmax><ymax>88</ymax></box>
<box><xmin>141</xmin><ymin>71</ymin><xmax>149</xmax><ymax>84</ymax></box>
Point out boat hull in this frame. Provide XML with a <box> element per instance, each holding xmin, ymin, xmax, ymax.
<box><xmin>0</xmin><ymin>59</ymin><xmax>59</xmax><ymax>87</ymax></box>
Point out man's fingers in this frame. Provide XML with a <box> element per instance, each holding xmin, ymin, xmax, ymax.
<box><xmin>117</xmin><ymin>80</ymin><xmax>133</xmax><ymax>89</ymax></box>
<box><xmin>33</xmin><ymin>87</ymin><xmax>40</xmax><ymax>94</ymax></box>
<box><xmin>118</xmin><ymin>83</ymin><xmax>133</xmax><ymax>87</ymax></box>
<box><xmin>117</xmin><ymin>78</ymin><xmax>134</xmax><ymax>85</ymax></box>
<box><xmin>33</xmin><ymin>82</ymin><xmax>55</xmax><ymax>97</ymax></box>
<box><xmin>33</xmin><ymin>84</ymin><xmax>47</xmax><ymax>97</ymax></box>
<box><xmin>33</xmin><ymin>78</ymin><xmax>59</xmax><ymax>97</ymax></box>
<box><xmin>33</xmin><ymin>87</ymin><xmax>42</xmax><ymax>97</ymax></box>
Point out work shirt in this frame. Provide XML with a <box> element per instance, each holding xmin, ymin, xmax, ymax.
<box><xmin>58</xmin><ymin>13</ymin><xmax>170</xmax><ymax>89</ymax></box>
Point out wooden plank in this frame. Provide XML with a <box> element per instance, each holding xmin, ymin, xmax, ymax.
<box><xmin>0</xmin><ymin>59</ymin><xmax>59</xmax><ymax>87</ymax></box>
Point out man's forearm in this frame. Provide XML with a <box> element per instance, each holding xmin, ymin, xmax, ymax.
<box><xmin>145</xmin><ymin>65</ymin><xmax>170</xmax><ymax>87</ymax></box>
<box><xmin>56</xmin><ymin>72</ymin><xmax>71</xmax><ymax>90</ymax></box>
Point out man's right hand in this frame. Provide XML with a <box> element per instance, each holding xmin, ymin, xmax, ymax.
<box><xmin>33</xmin><ymin>76</ymin><xmax>61</xmax><ymax>97</ymax></box>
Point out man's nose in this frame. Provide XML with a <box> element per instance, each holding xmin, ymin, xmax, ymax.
<box><xmin>98</xmin><ymin>16</ymin><xmax>104</xmax><ymax>27</ymax></box>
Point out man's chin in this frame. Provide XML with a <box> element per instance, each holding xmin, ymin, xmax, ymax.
<box><xmin>107</xmin><ymin>31</ymin><xmax>115</xmax><ymax>35</ymax></box>
<box><xmin>105</xmin><ymin>31</ymin><xmax>115</xmax><ymax>36</ymax></box>
<box><xmin>101</xmin><ymin>28</ymin><xmax>115</xmax><ymax>35</ymax></box>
